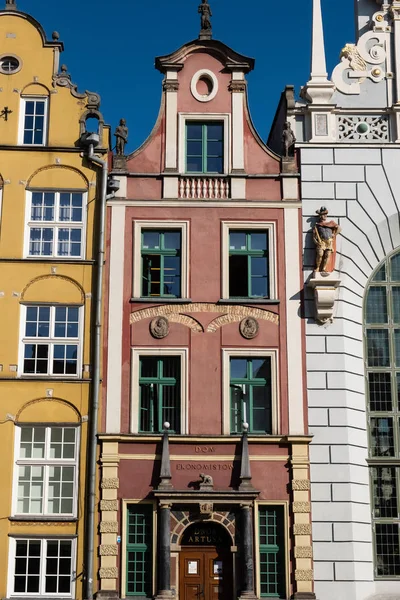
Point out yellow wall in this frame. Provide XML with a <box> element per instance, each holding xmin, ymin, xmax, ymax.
<box><xmin>0</xmin><ymin>9</ymin><xmax>110</xmax><ymax>599</ymax></box>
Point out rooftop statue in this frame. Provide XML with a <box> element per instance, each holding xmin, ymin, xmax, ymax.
<box><xmin>114</xmin><ymin>119</ymin><xmax>128</xmax><ymax>156</ymax></box>
<box><xmin>282</xmin><ymin>121</ymin><xmax>296</xmax><ymax>159</ymax></box>
<box><xmin>198</xmin><ymin>0</ymin><xmax>212</xmax><ymax>35</ymax></box>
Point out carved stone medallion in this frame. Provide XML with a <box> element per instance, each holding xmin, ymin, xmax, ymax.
<box><xmin>150</xmin><ymin>316</ymin><xmax>170</xmax><ymax>339</ymax></box>
<box><xmin>200</xmin><ymin>502</ymin><xmax>213</xmax><ymax>515</ymax></box>
<box><xmin>239</xmin><ymin>317</ymin><xmax>259</xmax><ymax>339</ymax></box>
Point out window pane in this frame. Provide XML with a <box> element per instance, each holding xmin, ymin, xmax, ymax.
<box><xmin>251</xmin><ymin>257</ymin><xmax>267</xmax><ymax>277</ymax></box>
<box><xmin>207</xmin><ymin>140</ymin><xmax>223</xmax><ymax>156</ymax></box>
<box><xmin>126</xmin><ymin>506</ymin><xmax>152</xmax><ymax>596</ymax></box>
<box><xmin>163</xmin><ymin>231</ymin><xmax>181</xmax><ymax>250</ymax></box>
<box><xmin>366</xmin><ymin>287</ymin><xmax>388</xmax><ymax>324</ymax></box>
<box><xmin>391</xmin><ymin>254</ymin><xmax>400</xmax><ymax>281</ymax></box>
<box><xmin>187</xmin><ymin>141</ymin><xmax>202</xmax><ymax>155</ymax></box>
<box><xmin>142</xmin><ymin>231</ymin><xmax>160</xmax><ymax>249</ymax></box>
<box><xmin>393</xmin><ymin>287</ymin><xmax>400</xmax><ymax>324</ymax></box>
<box><xmin>395</xmin><ymin>330</ymin><xmax>400</xmax><ymax>367</ymax></box>
<box><xmin>140</xmin><ymin>357</ymin><xmax>158</xmax><ymax>378</ymax></box>
<box><xmin>372</xmin><ymin>467</ymin><xmax>398</xmax><ymax>519</ymax></box>
<box><xmin>376</xmin><ymin>523</ymin><xmax>400</xmax><ymax>576</ymax></box>
<box><xmin>252</xmin><ymin>358</ymin><xmax>270</xmax><ymax>380</ymax></box>
<box><xmin>371</xmin><ymin>417</ymin><xmax>395</xmax><ymax>457</ymax></box>
<box><xmin>186</xmin><ymin>123</ymin><xmax>202</xmax><ymax>140</ymax></box>
<box><xmin>366</xmin><ymin>330</ymin><xmax>389</xmax><ymax>367</ymax></box>
<box><xmin>206</xmin><ymin>123</ymin><xmax>223</xmax><ymax>140</ymax></box>
<box><xmin>230</xmin><ymin>358</ymin><xmax>248</xmax><ymax>380</ymax></box>
<box><xmin>229</xmin><ymin>232</ymin><xmax>246</xmax><ymax>250</ymax></box>
<box><xmin>369</xmin><ymin>373</ymin><xmax>392</xmax><ymax>412</ymax></box>
<box><xmin>253</xmin><ymin>386</ymin><xmax>271</xmax><ymax>433</ymax></box>
<box><xmin>163</xmin><ymin>256</ymin><xmax>181</xmax><ymax>296</ymax></box>
<box><xmin>373</xmin><ymin>264</ymin><xmax>386</xmax><ymax>282</ymax></box>
<box><xmin>250</xmin><ymin>232</ymin><xmax>267</xmax><ymax>251</ymax></box>
<box><xmin>207</xmin><ymin>156</ymin><xmax>223</xmax><ymax>173</ymax></box>
<box><xmin>187</xmin><ymin>156</ymin><xmax>202</xmax><ymax>172</ymax></box>
<box><xmin>229</xmin><ymin>255</ymin><xmax>248</xmax><ymax>297</ymax></box>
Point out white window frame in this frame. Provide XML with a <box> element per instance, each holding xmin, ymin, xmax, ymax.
<box><xmin>221</xmin><ymin>221</ymin><xmax>277</xmax><ymax>300</ymax></box>
<box><xmin>133</xmin><ymin>220</ymin><xmax>189</xmax><ymax>299</ymax></box>
<box><xmin>178</xmin><ymin>112</ymin><xmax>230</xmax><ymax>175</ymax></box>
<box><xmin>7</xmin><ymin>537</ymin><xmax>76</xmax><ymax>597</ymax></box>
<box><xmin>23</xmin><ymin>190</ymin><xmax>87</xmax><ymax>259</ymax></box>
<box><xmin>222</xmin><ymin>348</ymin><xmax>279</xmax><ymax>436</ymax></box>
<box><xmin>12</xmin><ymin>425</ymin><xmax>79</xmax><ymax>518</ymax></box>
<box><xmin>18</xmin><ymin>96</ymin><xmax>49</xmax><ymax>146</ymax></box>
<box><xmin>131</xmin><ymin>348</ymin><xmax>188</xmax><ymax>434</ymax></box>
<box><xmin>18</xmin><ymin>305</ymin><xmax>84</xmax><ymax>378</ymax></box>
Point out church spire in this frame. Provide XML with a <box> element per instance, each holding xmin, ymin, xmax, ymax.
<box><xmin>302</xmin><ymin>0</ymin><xmax>334</xmax><ymax>103</ymax></box>
<box><xmin>5</xmin><ymin>0</ymin><xmax>17</xmax><ymax>10</ymax></box>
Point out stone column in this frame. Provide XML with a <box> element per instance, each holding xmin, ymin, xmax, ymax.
<box><xmin>239</xmin><ymin>503</ymin><xmax>258</xmax><ymax>600</ymax></box>
<box><xmin>156</xmin><ymin>502</ymin><xmax>173</xmax><ymax>599</ymax></box>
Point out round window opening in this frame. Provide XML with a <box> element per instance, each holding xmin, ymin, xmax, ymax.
<box><xmin>196</xmin><ymin>75</ymin><xmax>213</xmax><ymax>98</ymax></box>
<box><xmin>0</xmin><ymin>55</ymin><xmax>20</xmax><ymax>74</ymax></box>
<box><xmin>356</xmin><ymin>121</ymin><xmax>370</xmax><ymax>136</ymax></box>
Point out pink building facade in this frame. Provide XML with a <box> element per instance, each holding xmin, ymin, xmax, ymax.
<box><xmin>98</xmin><ymin>34</ymin><xmax>314</xmax><ymax>600</ymax></box>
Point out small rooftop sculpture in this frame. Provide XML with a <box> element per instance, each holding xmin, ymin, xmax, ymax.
<box><xmin>198</xmin><ymin>0</ymin><xmax>212</xmax><ymax>40</ymax></box>
<box><xmin>5</xmin><ymin>0</ymin><xmax>17</xmax><ymax>9</ymax></box>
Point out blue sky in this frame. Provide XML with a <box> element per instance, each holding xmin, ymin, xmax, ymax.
<box><xmin>16</xmin><ymin>0</ymin><xmax>354</xmax><ymax>152</ymax></box>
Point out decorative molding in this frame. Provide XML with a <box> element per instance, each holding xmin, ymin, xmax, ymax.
<box><xmin>331</xmin><ymin>31</ymin><xmax>387</xmax><ymax>95</ymax></box>
<box><xmin>293</xmin><ymin>523</ymin><xmax>312</xmax><ymax>535</ymax></box>
<box><xmin>293</xmin><ymin>502</ymin><xmax>311</xmax><ymax>513</ymax></box>
<box><xmin>99</xmin><ymin>567</ymin><xmax>119</xmax><ymax>578</ymax></box>
<box><xmin>100</xmin><ymin>544</ymin><xmax>118</xmax><ymax>556</ymax></box>
<box><xmin>163</xmin><ymin>79</ymin><xmax>179</xmax><ymax>92</ymax></box>
<box><xmin>229</xmin><ymin>81</ymin><xmax>247</xmax><ymax>93</ymax></box>
<box><xmin>308</xmin><ymin>272</ymin><xmax>341</xmax><ymax>324</ymax></box>
<box><xmin>295</xmin><ymin>569</ymin><xmax>314</xmax><ymax>582</ymax></box>
<box><xmin>130</xmin><ymin>303</ymin><xmax>279</xmax><ymax>327</ymax></box>
<box><xmin>101</xmin><ymin>478</ymin><xmax>120</xmax><ymax>489</ymax></box>
<box><xmin>292</xmin><ymin>479</ymin><xmax>311</xmax><ymax>491</ymax></box>
<box><xmin>337</xmin><ymin>115</ymin><xmax>389</xmax><ymax>142</ymax></box>
<box><xmin>168</xmin><ymin>313</ymin><xmax>204</xmax><ymax>332</ymax></box>
<box><xmin>150</xmin><ymin>316</ymin><xmax>170</xmax><ymax>339</ymax></box>
<box><xmin>20</xmin><ymin>274</ymin><xmax>85</xmax><ymax>304</ymax></box>
<box><xmin>295</xmin><ymin>546</ymin><xmax>313</xmax><ymax>558</ymax></box>
<box><xmin>239</xmin><ymin>317</ymin><xmax>259</xmax><ymax>339</ymax></box>
<box><xmin>99</xmin><ymin>521</ymin><xmax>119</xmax><ymax>533</ymax></box>
<box><xmin>100</xmin><ymin>499</ymin><xmax>118</xmax><ymax>511</ymax></box>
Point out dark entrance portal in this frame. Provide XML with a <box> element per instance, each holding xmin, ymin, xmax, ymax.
<box><xmin>179</xmin><ymin>522</ymin><xmax>233</xmax><ymax>600</ymax></box>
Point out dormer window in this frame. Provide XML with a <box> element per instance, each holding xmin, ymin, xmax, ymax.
<box><xmin>186</xmin><ymin>121</ymin><xmax>223</xmax><ymax>174</ymax></box>
<box><xmin>19</xmin><ymin>97</ymin><xmax>48</xmax><ymax>146</ymax></box>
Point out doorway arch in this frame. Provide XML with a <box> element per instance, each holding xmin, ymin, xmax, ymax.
<box><xmin>179</xmin><ymin>522</ymin><xmax>233</xmax><ymax>600</ymax></box>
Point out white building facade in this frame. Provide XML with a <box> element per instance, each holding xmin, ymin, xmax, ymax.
<box><xmin>269</xmin><ymin>0</ymin><xmax>400</xmax><ymax>598</ymax></box>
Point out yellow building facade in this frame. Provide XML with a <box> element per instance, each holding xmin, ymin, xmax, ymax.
<box><xmin>0</xmin><ymin>4</ymin><xmax>110</xmax><ymax>599</ymax></box>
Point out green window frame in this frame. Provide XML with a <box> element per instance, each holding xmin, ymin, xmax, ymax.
<box><xmin>229</xmin><ymin>230</ymin><xmax>269</xmax><ymax>298</ymax></box>
<box><xmin>259</xmin><ymin>506</ymin><xmax>286</xmax><ymax>598</ymax></box>
<box><xmin>230</xmin><ymin>357</ymin><xmax>272</xmax><ymax>434</ymax></box>
<box><xmin>126</xmin><ymin>504</ymin><xmax>153</xmax><ymax>597</ymax></box>
<box><xmin>365</xmin><ymin>252</ymin><xmax>400</xmax><ymax>578</ymax></box>
<box><xmin>141</xmin><ymin>230</ymin><xmax>181</xmax><ymax>298</ymax></box>
<box><xmin>186</xmin><ymin>121</ymin><xmax>224</xmax><ymax>174</ymax></box>
<box><xmin>139</xmin><ymin>356</ymin><xmax>180</xmax><ymax>433</ymax></box>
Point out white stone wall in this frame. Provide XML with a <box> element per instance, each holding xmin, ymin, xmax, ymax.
<box><xmin>302</xmin><ymin>146</ymin><xmax>400</xmax><ymax>600</ymax></box>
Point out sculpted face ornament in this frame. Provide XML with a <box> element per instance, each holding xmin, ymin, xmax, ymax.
<box><xmin>150</xmin><ymin>316</ymin><xmax>170</xmax><ymax>339</ymax></box>
<box><xmin>239</xmin><ymin>317</ymin><xmax>259</xmax><ymax>340</ymax></box>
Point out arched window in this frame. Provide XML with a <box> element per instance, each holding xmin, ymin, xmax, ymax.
<box><xmin>365</xmin><ymin>251</ymin><xmax>400</xmax><ymax>578</ymax></box>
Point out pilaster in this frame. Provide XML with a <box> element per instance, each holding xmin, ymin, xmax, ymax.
<box><xmin>291</xmin><ymin>443</ymin><xmax>315</xmax><ymax>600</ymax></box>
<box><xmin>98</xmin><ymin>441</ymin><xmax>120</xmax><ymax>595</ymax></box>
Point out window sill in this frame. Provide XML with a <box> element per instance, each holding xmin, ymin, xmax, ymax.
<box><xmin>5</xmin><ymin>377</ymin><xmax>91</xmax><ymax>383</ymax></box>
<box><xmin>130</xmin><ymin>297</ymin><xmax>192</xmax><ymax>304</ymax></box>
<box><xmin>9</xmin><ymin>516</ymin><xmax>78</xmax><ymax>522</ymax></box>
<box><xmin>217</xmin><ymin>298</ymin><xmax>280</xmax><ymax>305</ymax></box>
